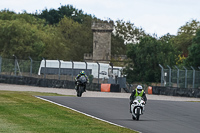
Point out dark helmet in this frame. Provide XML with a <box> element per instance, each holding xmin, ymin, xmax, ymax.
<box><xmin>136</xmin><ymin>85</ymin><xmax>143</xmax><ymax>93</ymax></box>
<box><xmin>80</xmin><ymin>70</ymin><xmax>85</xmax><ymax>75</ymax></box>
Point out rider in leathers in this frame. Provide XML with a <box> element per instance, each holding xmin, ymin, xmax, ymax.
<box><xmin>75</xmin><ymin>70</ymin><xmax>89</xmax><ymax>92</ymax></box>
<box><xmin>129</xmin><ymin>85</ymin><xmax>147</xmax><ymax>113</ymax></box>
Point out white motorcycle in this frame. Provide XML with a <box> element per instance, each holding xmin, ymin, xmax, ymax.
<box><xmin>131</xmin><ymin>96</ymin><xmax>145</xmax><ymax>120</ymax></box>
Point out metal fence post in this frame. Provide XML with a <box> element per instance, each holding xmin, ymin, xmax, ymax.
<box><xmin>58</xmin><ymin>59</ymin><xmax>61</xmax><ymax>80</ymax></box>
<box><xmin>85</xmin><ymin>61</ymin><xmax>87</xmax><ymax>74</ymax></box>
<box><xmin>43</xmin><ymin>58</ymin><xmax>46</xmax><ymax>79</ymax></box>
<box><xmin>13</xmin><ymin>55</ymin><xmax>17</xmax><ymax>76</ymax></box>
<box><xmin>175</xmin><ymin>66</ymin><xmax>179</xmax><ymax>88</ymax></box>
<box><xmin>159</xmin><ymin>64</ymin><xmax>164</xmax><ymax>86</ymax></box>
<box><xmin>183</xmin><ymin>66</ymin><xmax>187</xmax><ymax>88</ymax></box>
<box><xmin>97</xmin><ymin>61</ymin><xmax>100</xmax><ymax>90</ymax></box>
<box><xmin>167</xmin><ymin>65</ymin><xmax>171</xmax><ymax>87</ymax></box>
<box><xmin>29</xmin><ymin>56</ymin><xmax>32</xmax><ymax>77</ymax></box>
<box><xmin>109</xmin><ymin>62</ymin><xmax>113</xmax><ymax>74</ymax></box>
<box><xmin>71</xmin><ymin>60</ymin><xmax>74</xmax><ymax>81</ymax></box>
<box><xmin>191</xmin><ymin>66</ymin><xmax>195</xmax><ymax>88</ymax></box>
<box><xmin>0</xmin><ymin>56</ymin><xmax>2</xmax><ymax>74</ymax></box>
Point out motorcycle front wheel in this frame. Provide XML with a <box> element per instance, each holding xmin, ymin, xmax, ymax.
<box><xmin>136</xmin><ymin>108</ymin><xmax>140</xmax><ymax>120</ymax></box>
<box><xmin>77</xmin><ymin>86</ymin><xmax>83</xmax><ymax>97</ymax></box>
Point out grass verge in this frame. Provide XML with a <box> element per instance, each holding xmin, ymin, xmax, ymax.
<box><xmin>0</xmin><ymin>91</ymin><xmax>137</xmax><ymax>133</ymax></box>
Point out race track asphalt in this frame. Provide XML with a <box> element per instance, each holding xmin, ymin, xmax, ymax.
<box><xmin>38</xmin><ymin>96</ymin><xmax>200</xmax><ymax>133</ymax></box>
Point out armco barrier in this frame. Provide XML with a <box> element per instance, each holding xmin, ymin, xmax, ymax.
<box><xmin>152</xmin><ymin>86</ymin><xmax>200</xmax><ymax>98</ymax></box>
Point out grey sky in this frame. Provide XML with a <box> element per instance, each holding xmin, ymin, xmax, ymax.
<box><xmin>1</xmin><ymin>0</ymin><xmax>199</xmax><ymax>37</ymax></box>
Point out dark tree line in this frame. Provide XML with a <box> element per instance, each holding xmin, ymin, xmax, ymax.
<box><xmin>0</xmin><ymin>5</ymin><xmax>200</xmax><ymax>83</ymax></box>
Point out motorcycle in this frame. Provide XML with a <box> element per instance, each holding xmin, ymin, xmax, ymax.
<box><xmin>131</xmin><ymin>96</ymin><xmax>145</xmax><ymax>120</ymax></box>
<box><xmin>76</xmin><ymin>75</ymin><xmax>87</xmax><ymax>97</ymax></box>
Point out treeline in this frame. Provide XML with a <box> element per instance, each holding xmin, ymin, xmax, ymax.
<box><xmin>124</xmin><ymin>20</ymin><xmax>200</xmax><ymax>83</ymax></box>
<box><xmin>0</xmin><ymin>5</ymin><xmax>200</xmax><ymax>83</ymax></box>
<box><xmin>0</xmin><ymin>5</ymin><xmax>126</xmax><ymax>61</ymax></box>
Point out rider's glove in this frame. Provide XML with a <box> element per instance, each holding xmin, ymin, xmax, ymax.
<box><xmin>87</xmin><ymin>80</ymin><xmax>89</xmax><ymax>84</ymax></box>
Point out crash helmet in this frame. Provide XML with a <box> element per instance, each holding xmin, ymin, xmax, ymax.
<box><xmin>136</xmin><ymin>85</ymin><xmax>143</xmax><ymax>93</ymax></box>
<box><xmin>80</xmin><ymin>70</ymin><xmax>85</xmax><ymax>75</ymax></box>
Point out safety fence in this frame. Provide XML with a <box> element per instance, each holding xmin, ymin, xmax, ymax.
<box><xmin>159</xmin><ymin>64</ymin><xmax>200</xmax><ymax>89</ymax></box>
<box><xmin>0</xmin><ymin>56</ymin><xmax>124</xmax><ymax>92</ymax></box>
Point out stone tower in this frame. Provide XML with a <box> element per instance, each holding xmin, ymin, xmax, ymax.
<box><xmin>91</xmin><ymin>21</ymin><xmax>113</xmax><ymax>62</ymax></box>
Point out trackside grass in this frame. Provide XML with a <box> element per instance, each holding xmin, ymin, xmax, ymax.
<box><xmin>0</xmin><ymin>91</ymin><xmax>137</xmax><ymax>133</ymax></box>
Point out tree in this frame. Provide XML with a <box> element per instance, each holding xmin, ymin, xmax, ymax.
<box><xmin>171</xmin><ymin>19</ymin><xmax>200</xmax><ymax>57</ymax></box>
<box><xmin>0</xmin><ymin>19</ymin><xmax>44</xmax><ymax>59</ymax></box>
<box><xmin>36</xmin><ymin>5</ymin><xmax>93</xmax><ymax>25</ymax></box>
<box><xmin>111</xmin><ymin>34</ymin><xmax>126</xmax><ymax>56</ymax></box>
<box><xmin>124</xmin><ymin>35</ymin><xmax>179</xmax><ymax>83</ymax></box>
<box><xmin>57</xmin><ymin>16</ymin><xmax>92</xmax><ymax>61</ymax></box>
<box><xmin>114</xmin><ymin>20</ymin><xmax>146</xmax><ymax>44</ymax></box>
<box><xmin>0</xmin><ymin>11</ymin><xmax>68</xmax><ymax>60</ymax></box>
<box><xmin>184</xmin><ymin>30</ymin><xmax>200</xmax><ymax>67</ymax></box>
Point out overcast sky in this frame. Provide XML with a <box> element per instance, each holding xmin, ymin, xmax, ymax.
<box><xmin>1</xmin><ymin>0</ymin><xmax>200</xmax><ymax>37</ymax></box>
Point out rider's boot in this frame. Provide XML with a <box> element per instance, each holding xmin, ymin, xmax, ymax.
<box><xmin>130</xmin><ymin>102</ymin><xmax>132</xmax><ymax>113</ymax></box>
<box><xmin>75</xmin><ymin>86</ymin><xmax>77</xmax><ymax>91</ymax></box>
<box><xmin>83</xmin><ymin>86</ymin><xmax>86</xmax><ymax>92</ymax></box>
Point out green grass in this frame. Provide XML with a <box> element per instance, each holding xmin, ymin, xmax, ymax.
<box><xmin>0</xmin><ymin>91</ymin><xmax>137</xmax><ymax>133</ymax></box>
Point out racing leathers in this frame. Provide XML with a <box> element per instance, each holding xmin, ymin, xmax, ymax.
<box><xmin>75</xmin><ymin>74</ymin><xmax>89</xmax><ymax>92</ymax></box>
<box><xmin>129</xmin><ymin>89</ymin><xmax>147</xmax><ymax>113</ymax></box>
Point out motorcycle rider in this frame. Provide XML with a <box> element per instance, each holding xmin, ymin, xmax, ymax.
<box><xmin>75</xmin><ymin>70</ymin><xmax>89</xmax><ymax>92</ymax></box>
<box><xmin>129</xmin><ymin>85</ymin><xmax>147</xmax><ymax>113</ymax></box>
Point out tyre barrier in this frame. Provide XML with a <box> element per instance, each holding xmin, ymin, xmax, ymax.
<box><xmin>148</xmin><ymin>86</ymin><xmax>152</xmax><ymax>94</ymax></box>
<box><xmin>101</xmin><ymin>83</ymin><xmax>120</xmax><ymax>92</ymax></box>
<box><xmin>101</xmin><ymin>84</ymin><xmax>111</xmax><ymax>92</ymax></box>
<box><xmin>0</xmin><ymin>75</ymin><xmax>100</xmax><ymax>91</ymax></box>
<box><xmin>152</xmin><ymin>86</ymin><xmax>200</xmax><ymax>98</ymax></box>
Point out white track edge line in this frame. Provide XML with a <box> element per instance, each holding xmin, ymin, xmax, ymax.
<box><xmin>35</xmin><ymin>96</ymin><xmax>126</xmax><ymax>128</ymax></box>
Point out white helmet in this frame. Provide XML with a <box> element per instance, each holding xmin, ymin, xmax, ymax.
<box><xmin>137</xmin><ymin>85</ymin><xmax>143</xmax><ymax>93</ymax></box>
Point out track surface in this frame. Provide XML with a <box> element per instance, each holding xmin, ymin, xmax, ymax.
<box><xmin>39</xmin><ymin>96</ymin><xmax>200</xmax><ymax>133</ymax></box>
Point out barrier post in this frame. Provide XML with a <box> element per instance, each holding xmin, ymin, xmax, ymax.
<box><xmin>183</xmin><ymin>66</ymin><xmax>187</xmax><ymax>88</ymax></box>
<box><xmin>191</xmin><ymin>66</ymin><xmax>195</xmax><ymax>88</ymax></box>
<box><xmin>71</xmin><ymin>60</ymin><xmax>74</xmax><ymax>81</ymax></box>
<box><xmin>58</xmin><ymin>59</ymin><xmax>61</xmax><ymax>80</ymax></box>
<box><xmin>175</xmin><ymin>66</ymin><xmax>179</xmax><ymax>88</ymax></box>
<box><xmin>43</xmin><ymin>58</ymin><xmax>46</xmax><ymax>79</ymax></box>
<box><xmin>159</xmin><ymin>64</ymin><xmax>164</xmax><ymax>86</ymax></box>
<box><xmin>29</xmin><ymin>56</ymin><xmax>32</xmax><ymax>77</ymax></box>
<box><xmin>167</xmin><ymin>65</ymin><xmax>171</xmax><ymax>87</ymax></box>
<box><xmin>13</xmin><ymin>55</ymin><xmax>17</xmax><ymax>76</ymax></box>
<box><xmin>109</xmin><ymin>62</ymin><xmax>113</xmax><ymax>73</ymax></box>
<box><xmin>85</xmin><ymin>60</ymin><xmax>87</xmax><ymax>74</ymax></box>
<box><xmin>97</xmin><ymin>61</ymin><xmax>100</xmax><ymax>90</ymax></box>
